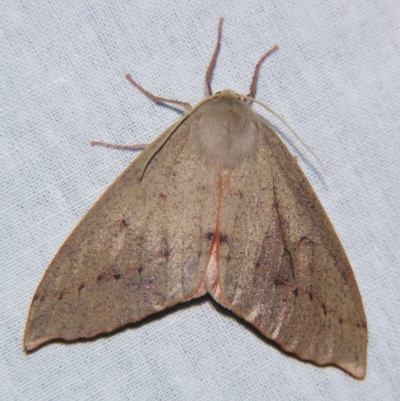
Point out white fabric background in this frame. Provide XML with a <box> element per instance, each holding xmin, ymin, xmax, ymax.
<box><xmin>1</xmin><ymin>0</ymin><xmax>399</xmax><ymax>399</ymax></box>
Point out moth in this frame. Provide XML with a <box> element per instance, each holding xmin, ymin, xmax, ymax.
<box><xmin>25</xmin><ymin>18</ymin><xmax>367</xmax><ymax>379</ymax></box>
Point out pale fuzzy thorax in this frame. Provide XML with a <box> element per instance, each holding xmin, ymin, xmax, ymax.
<box><xmin>189</xmin><ymin>95</ymin><xmax>259</xmax><ymax>169</ymax></box>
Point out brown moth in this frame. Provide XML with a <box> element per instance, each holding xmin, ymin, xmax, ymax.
<box><xmin>25</xmin><ymin>18</ymin><xmax>367</xmax><ymax>379</ymax></box>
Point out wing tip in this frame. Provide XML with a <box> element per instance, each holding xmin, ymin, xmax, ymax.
<box><xmin>24</xmin><ymin>336</ymin><xmax>48</xmax><ymax>352</ymax></box>
<box><xmin>24</xmin><ymin>323</ymin><xmax>54</xmax><ymax>352</ymax></box>
<box><xmin>338</xmin><ymin>360</ymin><xmax>366</xmax><ymax>380</ymax></box>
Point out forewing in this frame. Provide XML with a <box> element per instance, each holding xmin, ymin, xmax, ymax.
<box><xmin>25</xmin><ymin>119</ymin><xmax>218</xmax><ymax>351</ymax></box>
<box><xmin>215</xmin><ymin>119</ymin><xmax>367</xmax><ymax>379</ymax></box>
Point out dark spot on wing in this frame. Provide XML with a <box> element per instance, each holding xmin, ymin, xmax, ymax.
<box><xmin>206</xmin><ymin>232</ymin><xmax>214</xmax><ymax>241</ymax></box>
<box><xmin>333</xmin><ymin>258</ymin><xmax>347</xmax><ymax>281</ymax></box>
<box><xmin>292</xmin><ymin>288</ymin><xmax>298</xmax><ymax>297</ymax></box>
<box><xmin>78</xmin><ymin>284</ymin><xmax>85</xmax><ymax>293</ymax></box>
<box><xmin>57</xmin><ymin>292</ymin><xmax>64</xmax><ymax>300</ymax></box>
<box><xmin>309</xmin><ymin>291</ymin><xmax>314</xmax><ymax>301</ymax></box>
<box><xmin>273</xmin><ymin>278</ymin><xmax>288</xmax><ymax>286</ymax></box>
<box><xmin>219</xmin><ymin>234</ymin><xmax>228</xmax><ymax>244</ymax></box>
<box><xmin>321</xmin><ymin>303</ymin><xmax>327</xmax><ymax>315</ymax></box>
<box><xmin>205</xmin><ymin>232</ymin><xmax>228</xmax><ymax>244</ymax></box>
<box><xmin>120</xmin><ymin>219</ymin><xmax>129</xmax><ymax>228</ymax></box>
<box><xmin>98</xmin><ymin>269</ymin><xmax>122</xmax><ymax>282</ymax></box>
<box><xmin>338</xmin><ymin>267</ymin><xmax>347</xmax><ymax>281</ymax></box>
<box><xmin>33</xmin><ymin>294</ymin><xmax>39</xmax><ymax>301</ymax></box>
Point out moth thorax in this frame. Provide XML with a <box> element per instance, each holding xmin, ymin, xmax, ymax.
<box><xmin>191</xmin><ymin>97</ymin><xmax>258</xmax><ymax>168</ymax></box>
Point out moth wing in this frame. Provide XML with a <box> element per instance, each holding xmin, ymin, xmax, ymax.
<box><xmin>25</xmin><ymin>119</ymin><xmax>218</xmax><ymax>351</ymax></box>
<box><xmin>215</xmin><ymin>119</ymin><xmax>367</xmax><ymax>379</ymax></box>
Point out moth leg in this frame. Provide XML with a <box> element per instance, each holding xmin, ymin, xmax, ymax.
<box><xmin>205</xmin><ymin>17</ymin><xmax>224</xmax><ymax>97</ymax></box>
<box><xmin>90</xmin><ymin>141</ymin><xmax>147</xmax><ymax>151</ymax></box>
<box><xmin>125</xmin><ymin>74</ymin><xmax>192</xmax><ymax>110</ymax></box>
<box><xmin>92</xmin><ymin>71</ymin><xmax>195</xmax><ymax>151</ymax></box>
